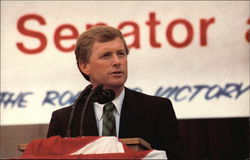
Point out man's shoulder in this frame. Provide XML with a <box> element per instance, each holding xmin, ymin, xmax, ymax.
<box><xmin>125</xmin><ymin>87</ymin><xmax>172</xmax><ymax>104</ymax></box>
<box><xmin>124</xmin><ymin>88</ymin><xmax>174</xmax><ymax>117</ymax></box>
<box><xmin>52</xmin><ymin>105</ymin><xmax>72</xmax><ymax>115</ymax></box>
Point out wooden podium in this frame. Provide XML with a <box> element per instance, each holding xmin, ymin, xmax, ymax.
<box><xmin>18</xmin><ymin>137</ymin><xmax>151</xmax><ymax>152</ymax></box>
<box><xmin>120</xmin><ymin>138</ymin><xmax>151</xmax><ymax>151</ymax></box>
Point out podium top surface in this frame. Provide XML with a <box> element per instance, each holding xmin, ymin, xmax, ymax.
<box><xmin>18</xmin><ymin>137</ymin><xmax>152</xmax><ymax>152</ymax></box>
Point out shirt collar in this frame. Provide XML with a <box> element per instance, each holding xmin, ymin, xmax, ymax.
<box><xmin>94</xmin><ymin>88</ymin><xmax>125</xmax><ymax>120</ymax></box>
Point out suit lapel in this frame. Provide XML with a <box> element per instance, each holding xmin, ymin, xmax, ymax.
<box><xmin>83</xmin><ymin>102</ymin><xmax>99</xmax><ymax>136</ymax></box>
<box><xmin>119</xmin><ymin>88</ymin><xmax>140</xmax><ymax>138</ymax></box>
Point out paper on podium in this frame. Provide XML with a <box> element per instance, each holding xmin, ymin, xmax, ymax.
<box><xmin>20</xmin><ymin>136</ymin><xmax>167</xmax><ymax>159</ymax></box>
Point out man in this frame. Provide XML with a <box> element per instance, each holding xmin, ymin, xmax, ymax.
<box><xmin>47</xmin><ymin>25</ymin><xmax>183</xmax><ymax>159</ymax></box>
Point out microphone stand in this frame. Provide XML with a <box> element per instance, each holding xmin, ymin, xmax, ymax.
<box><xmin>66</xmin><ymin>84</ymin><xmax>92</xmax><ymax>137</ymax></box>
<box><xmin>79</xmin><ymin>85</ymin><xmax>103</xmax><ymax>136</ymax></box>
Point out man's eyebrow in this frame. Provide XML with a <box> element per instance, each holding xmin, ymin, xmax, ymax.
<box><xmin>117</xmin><ymin>49</ymin><xmax>125</xmax><ymax>51</ymax></box>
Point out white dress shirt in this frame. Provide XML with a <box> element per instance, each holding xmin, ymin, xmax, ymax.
<box><xmin>93</xmin><ymin>88</ymin><xmax>125</xmax><ymax>137</ymax></box>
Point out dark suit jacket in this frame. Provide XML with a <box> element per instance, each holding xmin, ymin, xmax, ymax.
<box><xmin>47</xmin><ymin>87</ymin><xmax>183</xmax><ymax>159</ymax></box>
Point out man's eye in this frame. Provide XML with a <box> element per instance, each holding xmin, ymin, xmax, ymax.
<box><xmin>101</xmin><ymin>53</ymin><xmax>110</xmax><ymax>58</ymax></box>
<box><xmin>118</xmin><ymin>51</ymin><xmax>126</xmax><ymax>56</ymax></box>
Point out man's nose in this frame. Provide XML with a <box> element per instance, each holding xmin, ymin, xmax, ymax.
<box><xmin>112</xmin><ymin>55</ymin><xmax>121</xmax><ymax>66</ymax></box>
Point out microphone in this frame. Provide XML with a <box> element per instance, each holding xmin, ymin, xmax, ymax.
<box><xmin>92</xmin><ymin>89</ymin><xmax>115</xmax><ymax>104</ymax></box>
<box><xmin>66</xmin><ymin>84</ymin><xmax>93</xmax><ymax>137</ymax></box>
<box><xmin>79</xmin><ymin>84</ymin><xmax>115</xmax><ymax>136</ymax></box>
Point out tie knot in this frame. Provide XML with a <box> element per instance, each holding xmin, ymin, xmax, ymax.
<box><xmin>104</xmin><ymin>103</ymin><xmax>115</xmax><ymax>112</ymax></box>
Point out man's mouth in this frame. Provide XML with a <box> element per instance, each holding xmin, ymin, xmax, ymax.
<box><xmin>111</xmin><ymin>71</ymin><xmax>123</xmax><ymax>75</ymax></box>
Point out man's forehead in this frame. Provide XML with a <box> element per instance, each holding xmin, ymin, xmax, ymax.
<box><xmin>92</xmin><ymin>38</ymin><xmax>125</xmax><ymax>52</ymax></box>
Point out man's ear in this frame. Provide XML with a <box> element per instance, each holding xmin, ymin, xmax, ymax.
<box><xmin>79</xmin><ymin>62</ymin><xmax>90</xmax><ymax>76</ymax></box>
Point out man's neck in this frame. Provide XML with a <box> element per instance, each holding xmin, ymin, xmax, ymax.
<box><xmin>112</xmin><ymin>86</ymin><xmax>125</xmax><ymax>98</ymax></box>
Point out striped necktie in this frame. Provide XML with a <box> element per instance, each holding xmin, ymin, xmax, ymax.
<box><xmin>102</xmin><ymin>102</ymin><xmax>116</xmax><ymax>136</ymax></box>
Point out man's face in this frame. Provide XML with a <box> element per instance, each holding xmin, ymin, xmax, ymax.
<box><xmin>80</xmin><ymin>37</ymin><xmax>128</xmax><ymax>89</ymax></box>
